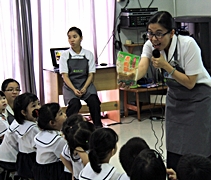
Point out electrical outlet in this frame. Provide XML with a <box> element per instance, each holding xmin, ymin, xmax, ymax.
<box><xmin>140</xmin><ymin>32</ymin><xmax>146</xmax><ymax>39</ymax></box>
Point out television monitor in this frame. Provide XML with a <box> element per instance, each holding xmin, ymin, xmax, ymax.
<box><xmin>50</xmin><ymin>47</ymin><xmax>69</xmax><ymax>68</ymax></box>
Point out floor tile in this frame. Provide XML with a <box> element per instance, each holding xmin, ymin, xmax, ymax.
<box><xmin>108</xmin><ymin>110</ymin><xmax>166</xmax><ymax>173</ymax></box>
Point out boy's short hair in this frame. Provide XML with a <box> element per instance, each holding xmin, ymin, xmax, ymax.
<box><xmin>130</xmin><ymin>149</ymin><xmax>166</xmax><ymax>180</ymax></box>
<box><xmin>119</xmin><ymin>137</ymin><xmax>149</xmax><ymax>176</ymax></box>
<box><xmin>177</xmin><ymin>154</ymin><xmax>211</xmax><ymax>180</ymax></box>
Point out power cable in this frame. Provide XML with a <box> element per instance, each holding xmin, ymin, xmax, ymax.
<box><xmin>148</xmin><ymin>0</ymin><xmax>154</xmax><ymax>8</ymax></box>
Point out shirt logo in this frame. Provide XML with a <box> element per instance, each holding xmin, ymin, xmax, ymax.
<box><xmin>73</xmin><ymin>69</ymin><xmax>83</xmax><ymax>73</ymax></box>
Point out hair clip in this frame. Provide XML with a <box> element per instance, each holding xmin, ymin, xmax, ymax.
<box><xmin>154</xmin><ymin>151</ymin><xmax>159</xmax><ymax>158</ymax></box>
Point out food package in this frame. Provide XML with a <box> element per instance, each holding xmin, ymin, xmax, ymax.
<box><xmin>116</xmin><ymin>51</ymin><xmax>140</xmax><ymax>85</ymax></box>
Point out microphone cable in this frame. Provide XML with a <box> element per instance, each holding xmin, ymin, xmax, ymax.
<box><xmin>146</xmin><ymin>62</ymin><xmax>166</xmax><ymax>159</ymax></box>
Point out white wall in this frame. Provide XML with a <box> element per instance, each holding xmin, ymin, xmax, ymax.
<box><xmin>116</xmin><ymin>1</ymin><xmax>175</xmax><ymax>111</ymax></box>
<box><xmin>176</xmin><ymin>0</ymin><xmax>211</xmax><ymax>16</ymax></box>
<box><xmin>115</xmin><ymin>0</ymin><xmax>175</xmax><ymax>55</ymax></box>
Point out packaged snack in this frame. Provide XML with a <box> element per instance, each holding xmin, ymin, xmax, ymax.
<box><xmin>116</xmin><ymin>51</ymin><xmax>140</xmax><ymax>85</ymax></box>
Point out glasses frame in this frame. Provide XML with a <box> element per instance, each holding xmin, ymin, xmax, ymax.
<box><xmin>5</xmin><ymin>88</ymin><xmax>21</xmax><ymax>92</ymax></box>
<box><xmin>146</xmin><ymin>30</ymin><xmax>171</xmax><ymax>39</ymax></box>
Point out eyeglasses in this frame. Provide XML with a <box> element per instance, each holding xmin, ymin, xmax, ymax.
<box><xmin>5</xmin><ymin>88</ymin><xmax>21</xmax><ymax>92</ymax></box>
<box><xmin>146</xmin><ymin>30</ymin><xmax>171</xmax><ymax>39</ymax></box>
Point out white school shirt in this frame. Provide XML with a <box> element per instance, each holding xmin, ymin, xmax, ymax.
<box><xmin>3</xmin><ymin>104</ymin><xmax>14</xmax><ymax>117</ymax></box>
<box><xmin>15</xmin><ymin>120</ymin><xmax>40</xmax><ymax>153</ymax></box>
<box><xmin>34</xmin><ymin>130</ymin><xmax>66</xmax><ymax>164</ymax></box>
<box><xmin>79</xmin><ymin>162</ymin><xmax>121</xmax><ymax>180</ymax></box>
<box><xmin>0</xmin><ymin>116</ymin><xmax>9</xmax><ymax>137</ymax></box>
<box><xmin>0</xmin><ymin>120</ymin><xmax>19</xmax><ymax>162</ymax></box>
<box><xmin>60</xmin><ymin>143</ymin><xmax>71</xmax><ymax>173</ymax></box>
<box><xmin>117</xmin><ymin>173</ymin><xmax>130</xmax><ymax>180</ymax></box>
<box><xmin>141</xmin><ymin>34</ymin><xmax>211</xmax><ymax>86</ymax></box>
<box><xmin>61</xmin><ymin>143</ymin><xmax>85</xmax><ymax>179</ymax></box>
<box><xmin>59</xmin><ymin>47</ymin><xmax>96</xmax><ymax>74</ymax></box>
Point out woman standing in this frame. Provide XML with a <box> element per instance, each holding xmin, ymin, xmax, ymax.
<box><xmin>121</xmin><ymin>11</ymin><xmax>211</xmax><ymax>171</ymax></box>
<box><xmin>59</xmin><ymin>27</ymin><xmax>102</xmax><ymax>128</ymax></box>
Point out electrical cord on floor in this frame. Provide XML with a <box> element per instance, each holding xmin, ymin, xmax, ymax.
<box><xmin>120</xmin><ymin>117</ymin><xmax>139</xmax><ymax>124</ymax></box>
<box><xmin>144</xmin><ymin>85</ymin><xmax>166</xmax><ymax>160</ymax></box>
<box><xmin>104</xmin><ymin>116</ymin><xmax>150</xmax><ymax>127</ymax></box>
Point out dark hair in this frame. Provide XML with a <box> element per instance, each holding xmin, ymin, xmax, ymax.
<box><xmin>147</xmin><ymin>11</ymin><xmax>174</xmax><ymax>31</ymax></box>
<box><xmin>62</xmin><ymin>114</ymin><xmax>85</xmax><ymax>139</ymax></box>
<box><xmin>88</xmin><ymin>128</ymin><xmax>118</xmax><ymax>173</ymax></box>
<box><xmin>119</xmin><ymin>137</ymin><xmax>150</xmax><ymax>176</ymax></box>
<box><xmin>177</xmin><ymin>154</ymin><xmax>211</xmax><ymax>180</ymax></box>
<box><xmin>13</xmin><ymin>92</ymin><xmax>38</xmax><ymax>124</ymax></box>
<box><xmin>67</xmin><ymin>26</ymin><xmax>82</xmax><ymax>37</ymax></box>
<box><xmin>0</xmin><ymin>91</ymin><xmax>5</xmax><ymax>97</ymax></box>
<box><xmin>1</xmin><ymin>78</ymin><xmax>20</xmax><ymax>91</ymax></box>
<box><xmin>130</xmin><ymin>149</ymin><xmax>166</xmax><ymax>180</ymax></box>
<box><xmin>33</xmin><ymin>103</ymin><xmax>60</xmax><ymax>130</ymax></box>
<box><xmin>62</xmin><ymin>114</ymin><xmax>84</xmax><ymax>131</ymax></box>
<box><xmin>63</xmin><ymin>120</ymin><xmax>95</xmax><ymax>161</ymax></box>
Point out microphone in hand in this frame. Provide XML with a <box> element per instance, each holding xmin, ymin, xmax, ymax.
<box><xmin>152</xmin><ymin>49</ymin><xmax>160</xmax><ymax>58</ymax></box>
<box><xmin>152</xmin><ymin>49</ymin><xmax>162</xmax><ymax>73</ymax></box>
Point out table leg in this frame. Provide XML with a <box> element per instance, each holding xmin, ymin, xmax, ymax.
<box><xmin>136</xmin><ymin>92</ymin><xmax>141</xmax><ymax>120</ymax></box>
<box><xmin>123</xmin><ymin>91</ymin><xmax>128</xmax><ymax>117</ymax></box>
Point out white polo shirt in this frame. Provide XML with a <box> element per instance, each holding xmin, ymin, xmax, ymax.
<box><xmin>59</xmin><ymin>47</ymin><xmax>96</xmax><ymax>74</ymax></box>
<box><xmin>0</xmin><ymin>120</ymin><xmax>19</xmax><ymax>162</ymax></box>
<box><xmin>141</xmin><ymin>34</ymin><xmax>211</xmax><ymax>86</ymax></box>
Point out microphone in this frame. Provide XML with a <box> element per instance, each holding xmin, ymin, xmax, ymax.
<box><xmin>152</xmin><ymin>49</ymin><xmax>162</xmax><ymax>74</ymax></box>
<box><xmin>152</xmin><ymin>49</ymin><xmax>160</xmax><ymax>58</ymax></box>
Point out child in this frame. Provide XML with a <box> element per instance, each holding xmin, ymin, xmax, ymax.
<box><xmin>33</xmin><ymin>103</ymin><xmax>67</xmax><ymax>180</ymax></box>
<box><xmin>60</xmin><ymin>114</ymin><xmax>86</xmax><ymax>180</ymax></box>
<box><xmin>61</xmin><ymin>116</ymin><xmax>95</xmax><ymax>180</ymax></box>
<box><xmin>176</xmin><ymin>154</ymin><xmax>211</xmax><ymax>180</ymax></box>
<box><xmin>130</xmin><ymin>149</ymin><xmax>167</xmax><ymax>180</ymax></box>
<box><xmin>118</xmin><ymin>137</ymin><xmax>150</xmax><ymax>180</ymax></box>
<box><xmin>79</xmin><ymin>128</ymin><xmax>121</xmax><ymax>180</ymax></box>
<box><xmin>0</xmin><ymin>91</ymin><xmax>9</xmax><ymax>139</ymax></box>
<box><xmin>14</xmin><ymin>92</ymin><xmax>41</xmax><ymax>179</ymax></box>
<box><xmin>0</xmin><ymin>119</ymin><xmax>19</xmax><ymax>180</ymax></box>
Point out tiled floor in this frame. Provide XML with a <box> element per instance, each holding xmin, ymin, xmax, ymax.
<box><xmin>103</xmin><ymin>109</ymin><xmax>166</xmax><ymax>173</ymax></box>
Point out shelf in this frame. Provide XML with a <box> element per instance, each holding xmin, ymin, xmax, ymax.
<box><xmin>124</xmin><ymin>43</ymin><xmax>144</xmax><ymax>54</ymax></box>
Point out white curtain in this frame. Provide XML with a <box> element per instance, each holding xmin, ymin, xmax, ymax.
<box><xmin>32</xmin><ymin>0</ymin><xmax>116</xmax><ymax>69</ymax></box>
<box><xmin>0</xmin><ymin>1</ymin><xmax>21</xmax><ymax>84</ymax></box>
<box><xmin>0</xmin><ymin>0</ymin><xmax>115</xmax><ymax>99</ymax></box>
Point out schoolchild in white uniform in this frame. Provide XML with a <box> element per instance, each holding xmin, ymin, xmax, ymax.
<box><xmin>0</xmin><ymin>91</ymin><xmax>9</xmax><ymax>142</ymax></box>
<box><xmin>118</xmin><ymin>137</ymin><xmax>150</xmax><ymax>180</ymax></box>
<box><xmin>0</xmin><ymin>119</ymin><xmax>19</xmax><ymax>179</ymax></box>
<box><xmin>130</xmin><ymin>149</ymin><xmax>167</xmax><ymax>180</ymax></box>
<box><xmin>79</xmin><ymin>128</ymin><xmax>121</xmax><ymax>180</ymax></box>
<box><xmin>14</xmin><ymin>92</ymin><xmax>41</xmax><ymax>179</ymax></box>
<box><xmin>61</xmin><ymin>116</ymin><xmax>95</xmax><ymax>180</ymax></box>
<box><xmin>0</xmin><ymin>91</ymin><xmax>10</xmax><ymax>180</ymax></box>
<box><xmin>33</xmin><ymin>103</ymin><xmax>67</xmax><ymax>180</ymax></box>
<box><xmin>60</xmin><ymin>114</ymin><xmax>85</xmax><ymax>180</ymax></box>
<box><xmin>1</xmin><ymin>79</ymin><xmax>21</xmax><ymax>124</ymax></box>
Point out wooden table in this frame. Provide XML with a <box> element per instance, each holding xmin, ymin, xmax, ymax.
<box><xmin>43</xmin><ymin>65</ymin><xmax>120</xmax><ymax>123</ymax></box>
<box><xmin>121</xmin><ymin>86</ymin><xmax>167</xmax><ymax>120</ymax></box>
